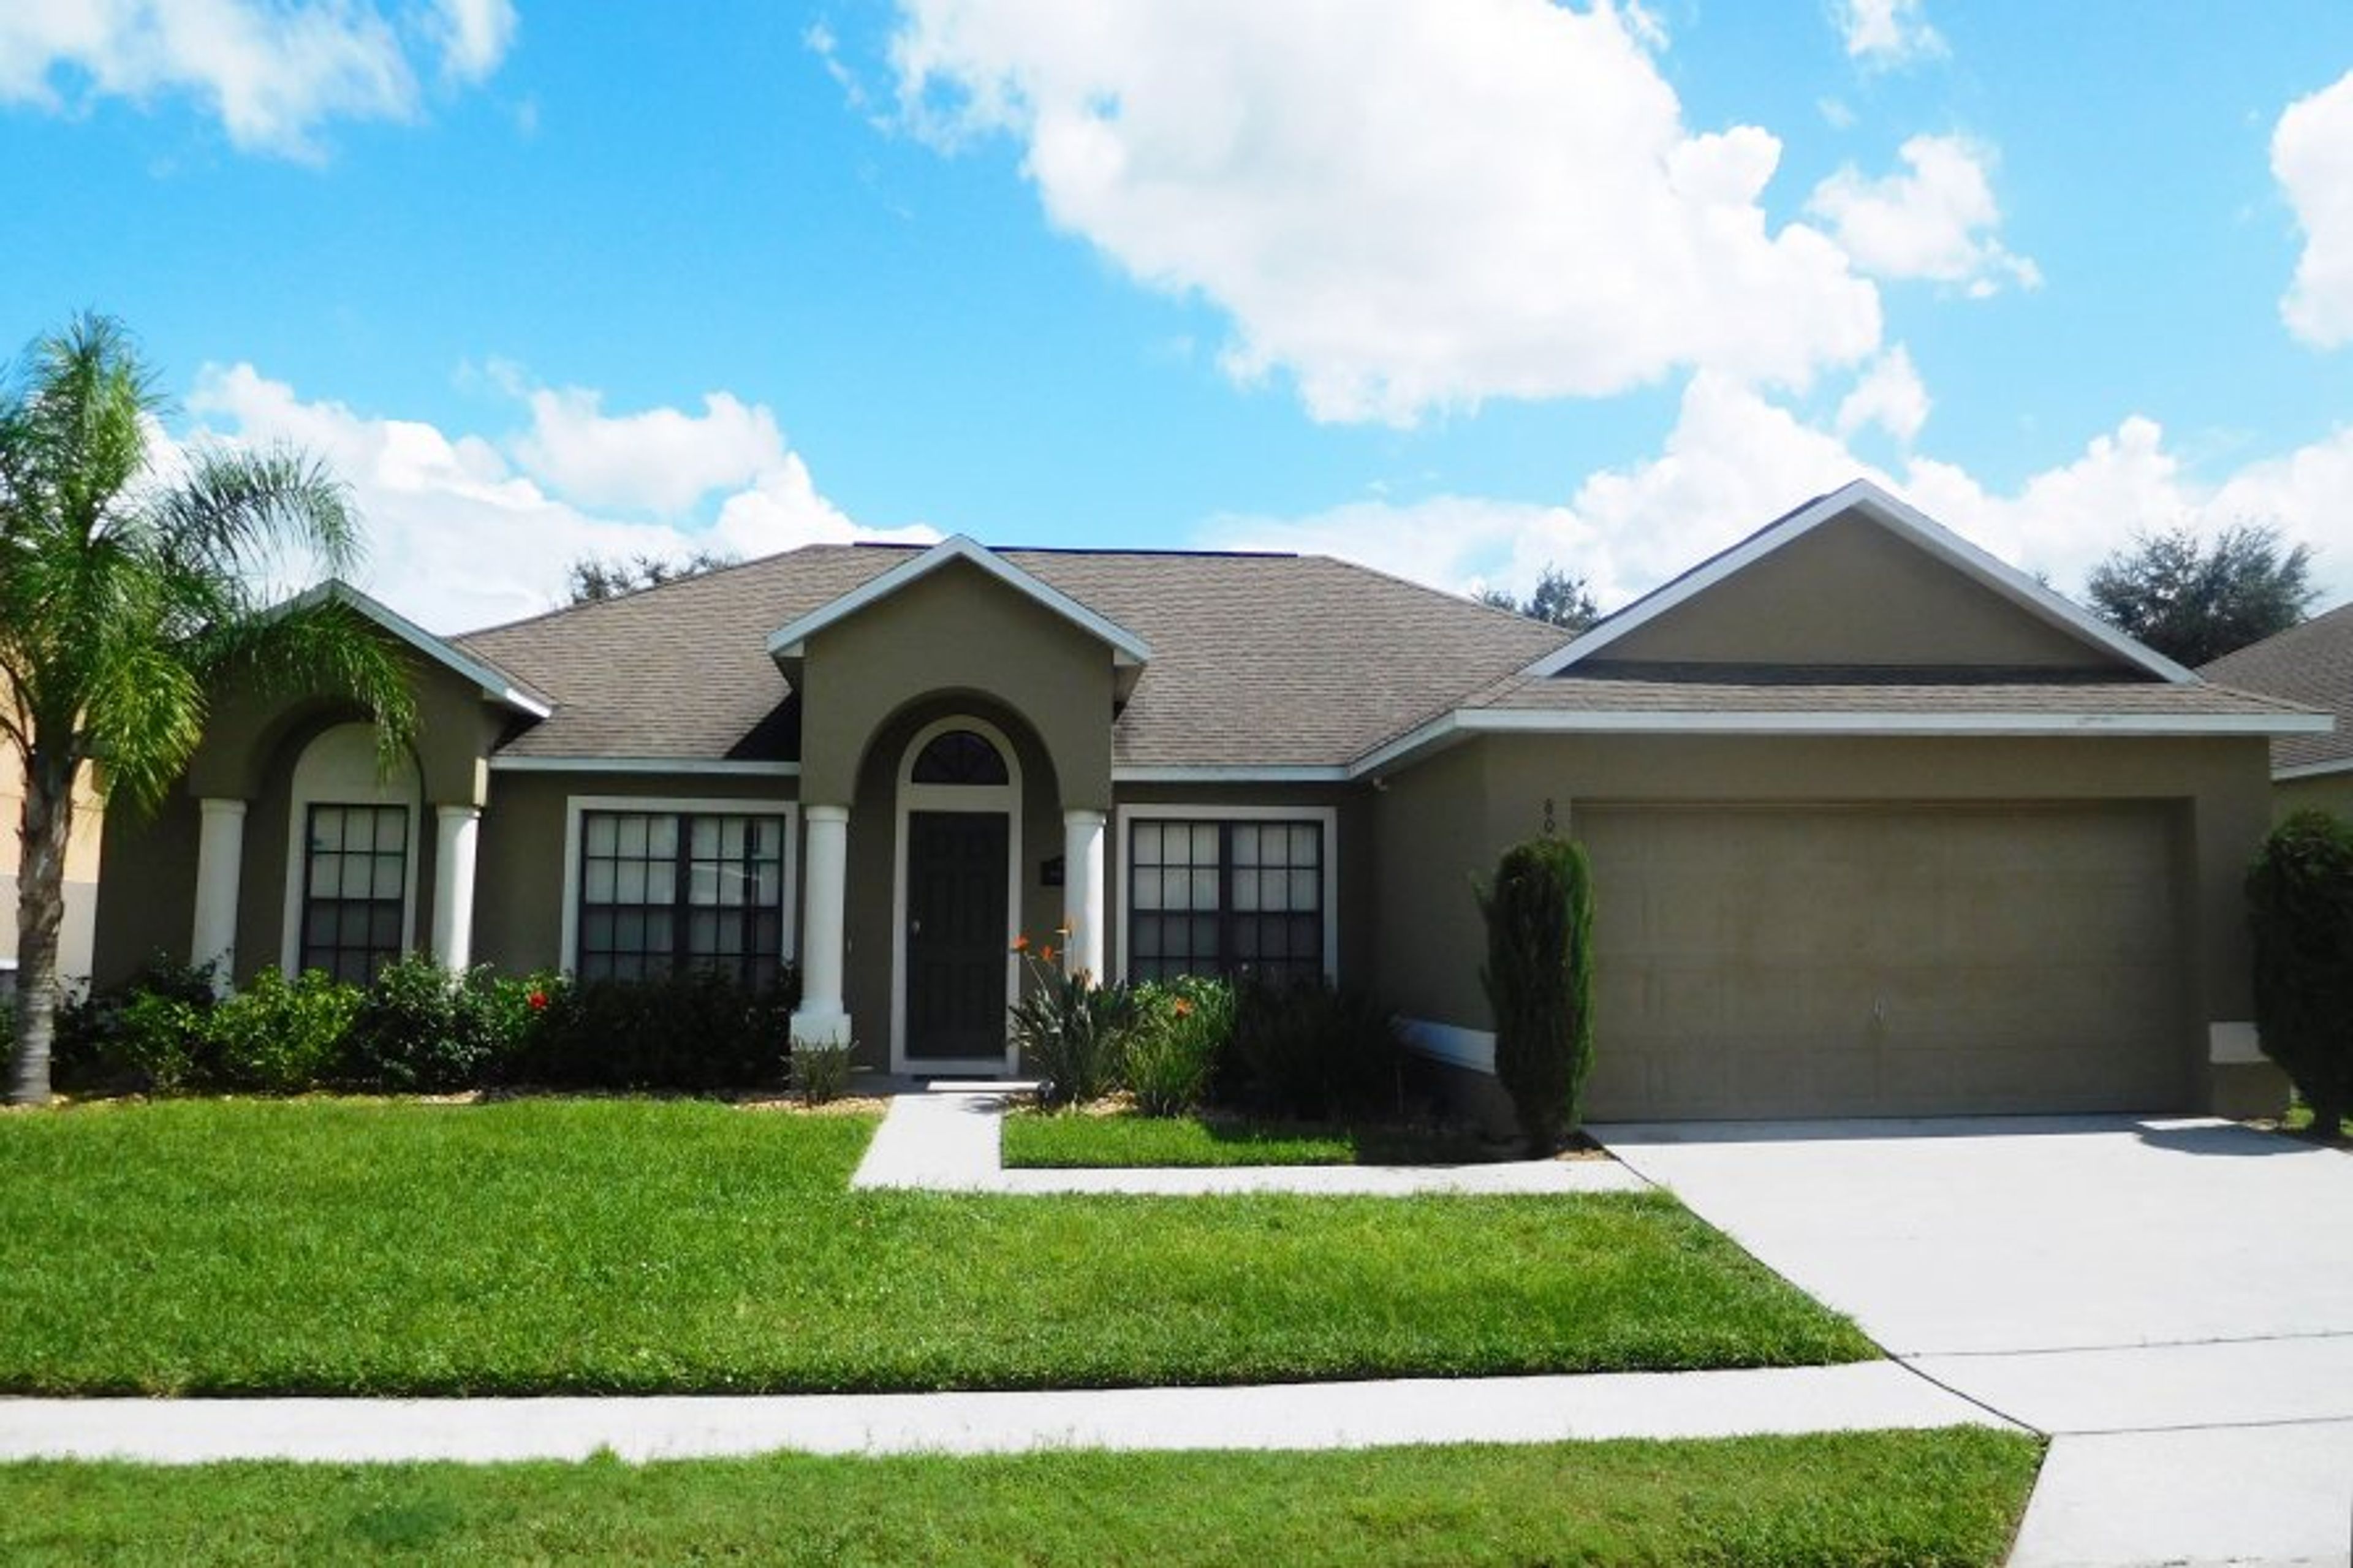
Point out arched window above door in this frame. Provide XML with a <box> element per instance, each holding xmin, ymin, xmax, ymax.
<box><xmin>909</xmin><ymin>728</ymin><xmax>1009</xmax><ymax>786</ymax></box>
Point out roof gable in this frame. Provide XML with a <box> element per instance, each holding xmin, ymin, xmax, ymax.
<box><xmin>765</xmin><ymin>536</ymin><xmax>1151</xmax><ymax>676</ymax></box>
<box><xmin>1527</xmin><ymin>479</ymin><xmax>2193</xmax><ymax>683</ymax></box>
<box><xmin>294</xmin><ymin>581</ymin><xmax>551</xmax><ymax>718</ymax></box>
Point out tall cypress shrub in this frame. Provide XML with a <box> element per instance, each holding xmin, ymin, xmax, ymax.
<box><xmin>1479</xmin><ymin>835</ymin><xmax>1597</xmax><ymax>1154</ymax></box>
<box><xmin>2247</xmin><ymin>809</ymin><xmax>2353</xmax><ymax>1137</ymax></box>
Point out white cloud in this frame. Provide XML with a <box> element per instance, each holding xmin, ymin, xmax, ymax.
<box><xmin>890</xmin><ymin>0</ymin><xmax>1881</xmax><ymax>425</ymax></box>
<box><xmin>509</xmin><ymin>384</ymin><xmax>796</xmax><ymax>517</ymax></box>
<box><xmin>1833</xmin><ymin>0</ymin><xmax>1943</xmax><ymax>66</ymax></box>
<box><xmin>1807</xmin><ymin>135</ymin><xmax>2040</xmax><ymax>296</ymax></box>
<box><xmin>426</xmin><ymin>0</ymin><xmax>516</xmax><ymax>85</ymax></box>
<box><xmin>1835</xmin><ymin>344</ymin><xmax>1930</xmax><ymax>444</ymax></box>
<box><xmin>1202</xmin><ymin>369</ymin><xmax>2353</xmax><ymax>616</ymax></box>
<box><xmin>0</xmin><ymin>0</ymin><xmax>516</xmax><ymax>159</ymax></box>
<box><xmin>2275</xmin><ymin>70</ymin><xmax>2353</xmax><ymax>348</ymax></box>
<box><xmin>184</xmin><ymin>364</ymin><xmax>934</xmax><ymax>632</ymax></box>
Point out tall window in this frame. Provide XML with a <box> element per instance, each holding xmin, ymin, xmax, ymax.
<box><xmin>1129</xmin><ymin>818</ymin><xmax>1324</xmax><ymax>984</ymax></box>
<box><xmin>301</xmin><ymin>803</ymin><xmax>409</xmax><ymax>983</ymax></box>
<box><xmin>577</xmin><ymin>809</ymin><xmax>787</xmax><ymax>987</ymax></box>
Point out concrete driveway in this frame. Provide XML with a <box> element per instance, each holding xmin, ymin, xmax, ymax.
<box><xmin>1599</xmin><ymin>1116</ymin><xmax>2353</xmax><ymax>1567</ymax></box>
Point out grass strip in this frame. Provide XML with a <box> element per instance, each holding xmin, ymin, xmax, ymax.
<box><xmin>0</xmin><ymin>1430</ymin><xmax>2043</xmax><ymax>1566</ymax></box>
<box><xmin>1002</xmin><ymin>1109</ymin><xmax>1510</xmax><ymax>1167</ymax></box>
<box><xmin>0</xmin><ymin>1097</ymin><xmax>1873</xmax><ymax>1395</ymax></box>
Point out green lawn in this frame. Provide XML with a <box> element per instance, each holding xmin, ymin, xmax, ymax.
<box><xmin>0</xmin><ymin>1098</ymin><xmax>1872</xmax><ymax>1396</ymax></box>
<box><xmin>1002</xmin><ymin>1108</ymin><xmax>1503</xmax><ymax>1167</ymax></box>
<box><xmin>0</xmin><ymin>1430</ymin><xmax>2043</xmax><ymax>1566</ymax></box>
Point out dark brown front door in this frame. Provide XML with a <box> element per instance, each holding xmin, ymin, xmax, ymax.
<box><xmin>906</xmin><ymin>810</ymin><xmax>1010</xmax><ymax>1064</ymax></box>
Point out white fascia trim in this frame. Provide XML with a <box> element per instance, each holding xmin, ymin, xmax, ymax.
<box><xmin>1522</xmin><ymin>480</ymin><xmax>2197</xmax><ymax>685</ymax></box>
<box><xmin>1351</xmin><ymin>706</ymin><xmax>2328</xmax><ymax>777</ymax></box>
<box><xmin>1397</xmin><ymin>1017</ymin><xmax>1495</xmax><ymax>1075</ymax></box>
<box><xmin>288</xmin><ymin>581</ymin><xmax>555</xmax><ymax>718</ymax></box>
<box><xmin>764</xmin><ymin>535</ymin><xmax>1151</xmax><ymax>665</ymax></box>
<box><xmin>491</xmin><ymin>757</ymin><xmax>801</xmax><ymax>776</ymax></box>
<box><xmin>2274</xmin><ymin>756</ymin><xmax>2353</xmax><ymax>782</ymax></box>
<box><xmin>1112</xmin><ymin>764</ymin><xmax>1352</xmax><ymax>784</ymax></box>
<box><xmin>558</xmin><ymin>795</ymin><xmax>800</xmax><ymax>978</ymax></box>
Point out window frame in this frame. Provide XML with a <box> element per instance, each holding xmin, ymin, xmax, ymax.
<box><xmin>279</xmin><ymin>722</ymin><xmax>422</xmax><ymax>980</ymax></box>
<box><xmin>560</xmin><ymin>796</ymin><xmax>800</xmax><ymax>982</ymax></box>
<box><xmin>1114</xmin><ymin>803</ymin><xmax>1339</xmax><ymax>986</ymax></box>
<box><xmin>297</xmin><ymin>801</ymin><xmax>413</xmax><ymax>984</ymax></box>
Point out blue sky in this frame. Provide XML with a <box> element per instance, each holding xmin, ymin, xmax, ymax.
<box><xmin>5</xmin><ymin>1</ymin><xmax>2353</xmax><ymax>631</ymax></box>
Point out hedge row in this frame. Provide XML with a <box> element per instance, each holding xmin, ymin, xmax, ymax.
<box><xmin>49</xmin><ymin>956</ymin><xmax>802</xmax><ymax>1097</ymax></box>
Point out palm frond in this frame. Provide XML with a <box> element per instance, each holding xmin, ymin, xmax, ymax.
<box><xmin>148</xmin><ymin>441</ymin><xmax>362</xmax><ymax>584</ymax></box>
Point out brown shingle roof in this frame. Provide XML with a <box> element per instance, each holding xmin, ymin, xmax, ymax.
<box><xmin>2199</xmin><ymin>605</ymin><xmax>2353</xmax><ymax>771</ymax></box>
<box><xmin>1469</xmin><ymin>664</ymin><xmax>2317</xmax><ymax>720</ymax></box>
<box><xmin>453</xmin><ymin>545</ymin><xmax>1574</xmax><ymax>768</ymax></box>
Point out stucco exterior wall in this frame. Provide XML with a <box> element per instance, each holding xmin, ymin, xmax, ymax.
<box><xmin>1602</xmin><ymin>514</ymin><xmax>2126</xmax><ymax>670</ymax></box>
<box><xmin>1372</xmin><ymin>731</ymin><xmax>2275</xmax><ymax>1113</ymax></box>
<box><xmin>797</xmin><ymin>561</ymin><xmax>1116</xmax><ymax>812</ymax></box>
<box><xmin>2275</xmin><ymin>771</ymin><xmax>2353</xmax><ymax>824</ymax></box>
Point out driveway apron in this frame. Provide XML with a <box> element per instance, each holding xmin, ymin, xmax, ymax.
<box><xmin>1599</xmin><ymin>1116</ymin><xmax>2353</xmax><ymax>1567</ymax></box>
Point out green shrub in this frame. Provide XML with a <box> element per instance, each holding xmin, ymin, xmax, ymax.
<box><xmin>204</xmin><ymin>969</ymin><xmax>362</xmax><ymax>1094</ymax></box>
<box><xmin>338</xmin><ymin>958</ymin><xmax>528</xmax><ymax>1094</ymax></box>
<box><xmin>790</xmin><ymin>1039</ymin><xmax>855</xmax><ymax>1107</ymax></box>
<box><xmin>1010</xmin><ymin>952</ymin><xmax>1140</xmax><ymax>1109</ymax></box>
<box><xmin>1230</xmin><ymin>975</ymin><xmax>1401</xmax><ymax>1121</ymax></box>
<box><xmin>2248</xmin><ymin>809</ymin><xmax>2353</xmax><ymax>1136</ymax></box>
<box><xmin>50</xmin><ymin>954</ymin><xmax>218</xmax><ymax>1094</ymax></box>
<box><xmin>1479</xmin><ymin>835</ymin><xmax>1597</xmax><ymax>1154</ymax></box>
<box><xmin>517</xmin><ymin>968</ymin><xmax>797</xmax><ymax>1091</ymax></box>
<box><xmin>1123</xmin><ymin>977</ymin><xmax>1235</xmax><ymax>1116</ymax></box>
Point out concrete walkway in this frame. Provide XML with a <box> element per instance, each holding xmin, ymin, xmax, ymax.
<box><xmin>1601</xmin><ymin>1116</ymin><xmax>2353</xmax><ymax>1568</ymax></box>
<box><xmin>851</xmin><ymin>1085</ymin><xmax>1650</xmax><ymax>1195</ymax></box>
<box><xmin>0</xmin><ymin>1363</ymin><xmax>2006</xmax><ymax>1464</ymax></box>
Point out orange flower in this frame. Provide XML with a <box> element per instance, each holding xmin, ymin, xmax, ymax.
<box><xmin>1172</xmin><ymin>998</ymin><xmax>1193</xmax><ymax>1017</ymax></box>
<box><xmin>1039</xmin><ymin>945</ymin><xmax>1056</xmax><ymax>963</ymax></box>
<box><xmin>1012</xmin><ymin>934</ymin><xmax>1030</xmax><ymax>952</ymax></box>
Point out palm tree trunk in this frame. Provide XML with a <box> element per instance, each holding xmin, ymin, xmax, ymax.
<box><xmin>9</xmin><ymin>750</ymin><xmax>74</xmax><ymax>1107</ymax></box>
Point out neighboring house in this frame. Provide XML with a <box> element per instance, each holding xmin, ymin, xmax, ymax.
<box><xmin>2200</xmin><ymin>603</ymin><xmax>2353</xmax><ymax>820</ymax></box>
<box><xmin>91</xmin><ymin>479</ymin><xmax>2324</xmax><ymax>1119</ymax></box>
<box><xmin>1</xmin><ymin>752</ymin><xmax>103</xmax><ymax>991</ymax></box>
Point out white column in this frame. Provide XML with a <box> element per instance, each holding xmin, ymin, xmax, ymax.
<box><xmin>1063</xmin><ymin>808</ymin><xmax>1107</xmax><ymax>982</ymax></box>
<box><xmin>790</xmin><ymin>804</ymin><xmax>852</xmax><ymax>1045</ymax></box>
<box><xmin>430</xmin><ymin>805</ymin><xmax>481</xmax><ymax>972</ymax></box>
<box><xmin>191</xmin><ymin>797</ymin><xmax>246</xmax><ymax>991</ymax></box>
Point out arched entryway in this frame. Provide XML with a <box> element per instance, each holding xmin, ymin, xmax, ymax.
<box><xmin>892</xmin><ymin>716</ymin><xmax>1021</xmax><ymax>1074</ymax></box>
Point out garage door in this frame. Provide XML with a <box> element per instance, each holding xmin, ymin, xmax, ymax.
<box><xmin>1576</xmin><ymin>803</ymin><xmax>2190</xmax><ymax>1120</ymax></box>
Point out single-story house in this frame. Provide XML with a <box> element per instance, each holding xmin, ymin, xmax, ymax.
<box><xmin>2200</xmin><ymin>604</ymin><xmax>2353</xmax><ymax>821</ymax></box>
<box><xmin>91</xmin><ymin>479</ymin><xmax>2324</xmax><ymax>1119</ymax></box>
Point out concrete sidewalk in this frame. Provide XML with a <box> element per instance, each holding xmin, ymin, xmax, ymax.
<box><xmin>0</xmin><ymin>1363</ymin><xmax>2007</xmax><ymax>1464</ymax></box>
<box><xmin>851</xmin><ymin>1086</ymin><xmax>1650</xmax><ymax>1195</ymax></box>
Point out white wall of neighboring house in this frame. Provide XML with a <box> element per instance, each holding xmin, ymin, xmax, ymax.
<box><xmin>1</xmin><ymin>753</ymin><xmax>105</xmax><ymax>991</ymax></box>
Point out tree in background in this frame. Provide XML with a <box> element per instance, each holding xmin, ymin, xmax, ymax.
<box><xmin>2085</xmin><ymin>523</ymin><xmax>2316</xmax><ymax>666</ymax></box>
<box><xmin>1479</xmin><ymin>564</ymin><xmax>1600</xmax><ymax>632</ymax></box>
<box><xmin>566</xmin><ymin>548</ymin><xmax>737</xmax><ymax>604</ymax></box>
<box><xmin>2246</xmin><ymin>810</ymin><xmax>2353</xmax><ymax>1141</ymax></box>
<box><xmin>0</xmin><ymin>314</ymin><xmax>414</xmax><ymax>1105</ymax></box>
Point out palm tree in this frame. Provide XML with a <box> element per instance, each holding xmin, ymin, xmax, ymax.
<box><xmin>0</xmin><ymin>314</ymin><xmax>415</xmax><ymax>1105</ymax></box>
